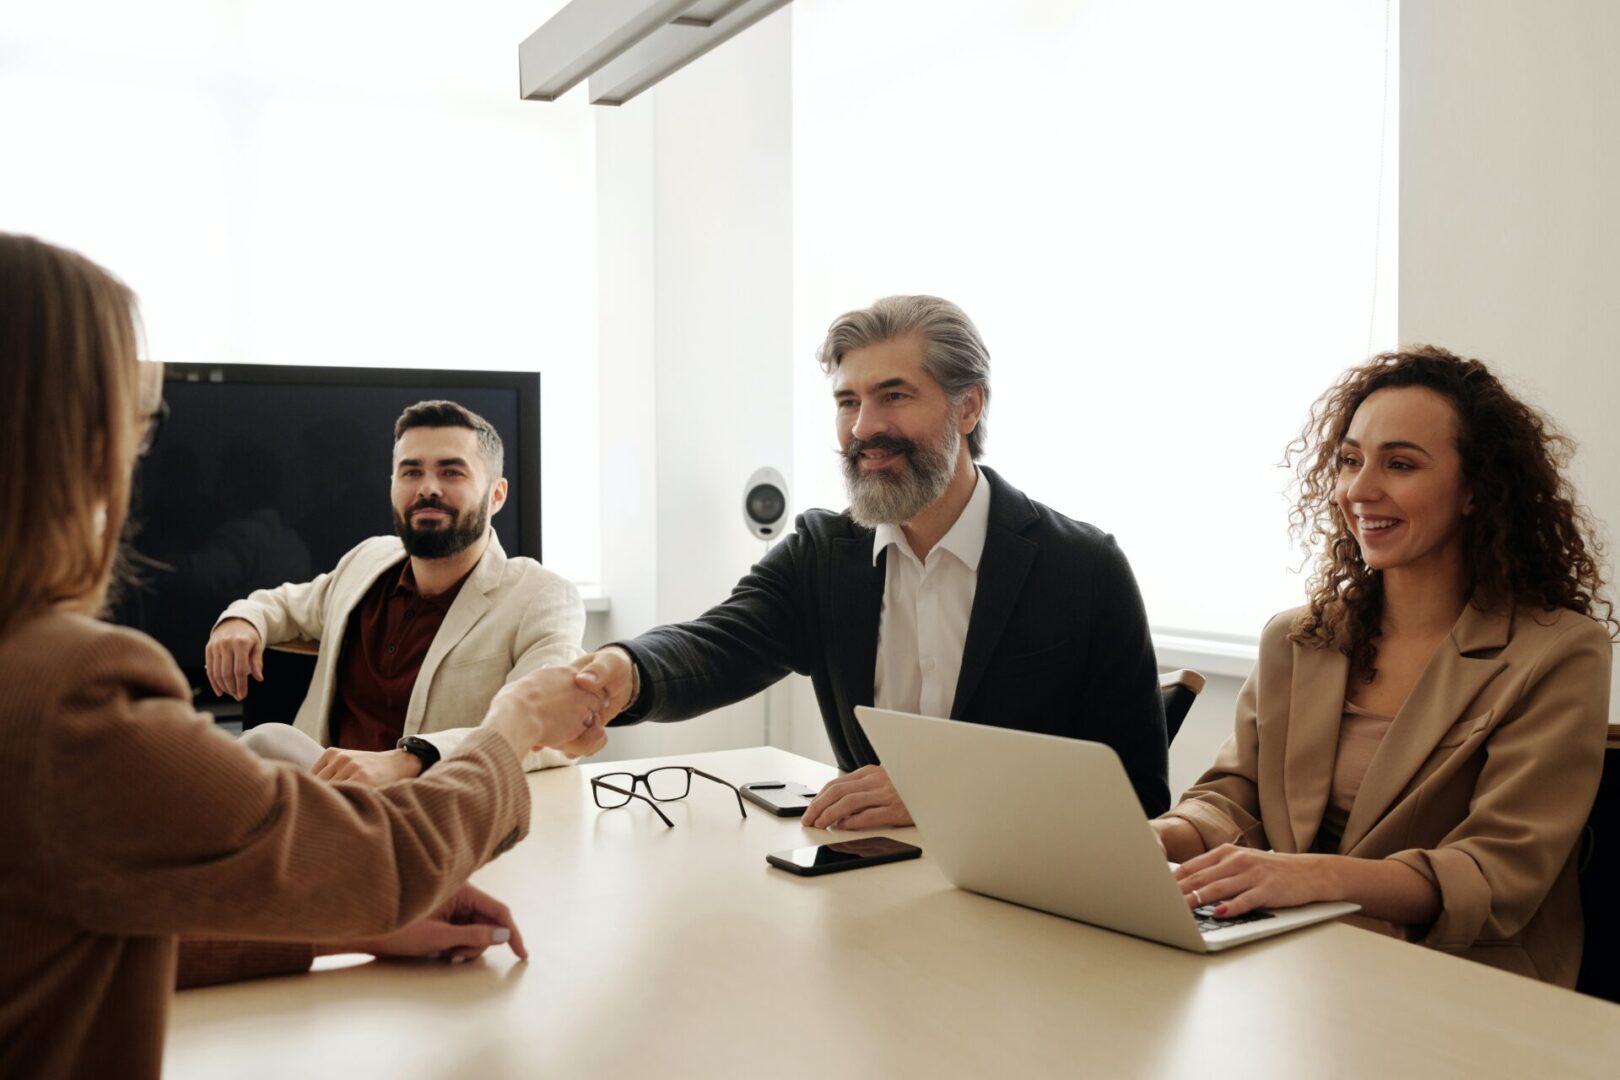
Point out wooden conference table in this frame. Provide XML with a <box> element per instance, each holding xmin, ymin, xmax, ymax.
<box><xmin>165</xmin><ymin>747</ymin><xmax>1620</xmax><ymax>1078</ymax></box>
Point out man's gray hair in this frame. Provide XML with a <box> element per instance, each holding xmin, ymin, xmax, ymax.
<box><xmin>815</xmin><ymin>295</ymin><xmax>991</xmax><ymax>460</ymax></box>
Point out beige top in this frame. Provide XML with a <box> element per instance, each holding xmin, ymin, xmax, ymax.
<box><xmin>1317</xmin><ymin>699</ymin><xmax>1396</xmax><ymax>849</ymax></box>
<box><xmin>0</xmin><ymin>612</ymin><xmax>532</xmax><ymax>1079</ymax></box>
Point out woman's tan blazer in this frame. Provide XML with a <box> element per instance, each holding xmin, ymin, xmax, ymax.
<box><xmin>1165</xmin><ymin>602</ymin><xmax>1612</xmax><ymax>986</ymax></box>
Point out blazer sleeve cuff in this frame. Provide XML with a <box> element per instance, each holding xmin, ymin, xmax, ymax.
<box><xmin>1386</xmin><ymin>847</ymin><xmax>1490</xmax><ymax>948</ymax></box>
<box><xmin>420</xmin><ymin>726</ymin><xmax>580</xmax><ymax>772</ymax></box>
<box><xmin>604</xmin><ymin>641</ymin><xmax>652</xmax><ymax>724</ymax></box>
<box><xmin>215</xmin><ymin>602</ymin><xmax>270</xmax><ymax>644</ymax></box>
<box><xmin>1160</xmin><ymin>798</ymin><xmax>1246</xmax><ymax>851</ymax></box>
<box><xmin>415</xmin><ymin>726</ymin><xmax>467</xmax><ymax>761</ymax></box>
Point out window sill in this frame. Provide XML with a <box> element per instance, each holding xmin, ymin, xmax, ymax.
<box><xmin>569</xmin><ymin>595</ymin><xmax>1257</xmax><ymax>675</ymax></box>
<box><xmin>1152</xmin><ymin>628</ymin><xmax>1259</xmax><ymax>680</ymax></box>
<box><xmin>574</xmin><ymin>584</ymin><xmax>611</xmax><ymax>614</ymax></box>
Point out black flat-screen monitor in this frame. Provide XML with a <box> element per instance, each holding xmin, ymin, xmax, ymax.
<box><xmin>115</xmin><ymin>363</ymin><xmax>540</xmax><ymax>701</ymax></box>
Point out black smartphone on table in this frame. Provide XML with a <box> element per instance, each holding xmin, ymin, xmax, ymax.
<box><xmin>765</xmin><ymin>836</ymin><xmax>923</xmax><ymax>876</ymax></box>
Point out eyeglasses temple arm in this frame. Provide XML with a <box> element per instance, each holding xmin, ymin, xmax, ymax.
<box><xmin>632</xmin><ymin>789</ymin><xmax>676</xmax><ymax>828</ymax></box>
<box><xmin>690</xmin><ymin>767</ymin><xmax>749</xmax><ymax>819</ymax></box>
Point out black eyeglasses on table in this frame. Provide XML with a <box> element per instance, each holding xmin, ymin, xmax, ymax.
<box><xmin>591</xmin><ymin>766</ymin><xmax>749</xmax><ymax>828</ymax></box>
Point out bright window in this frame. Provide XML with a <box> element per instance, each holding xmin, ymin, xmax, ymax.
<box><xmin>791</xmin><ymin>0</ymin><xmax>1399</xmax><ymax>642</ymax></box>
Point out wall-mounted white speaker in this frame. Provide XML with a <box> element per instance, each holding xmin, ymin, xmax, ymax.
<box><xmin>742</xmin><ymin>467</ymin><xmax>788</xmax><ymax>540</ymax></box>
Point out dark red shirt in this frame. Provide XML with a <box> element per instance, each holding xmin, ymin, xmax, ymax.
<box><xmin>329</xmin><ymin>559</ymin><xmax>472</xmax><ymax>752</ymax></box>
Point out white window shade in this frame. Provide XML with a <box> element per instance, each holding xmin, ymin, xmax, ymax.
<box><xmin>792</xmin><ymin>0</ymin><xmax>1398</xmax><ymax>642</ymax></box>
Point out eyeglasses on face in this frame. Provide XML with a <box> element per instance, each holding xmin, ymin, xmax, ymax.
<box><xmin>590</xmin><ymin>766</ymin><xmax>749</xmax><ymax>828</ymax></box>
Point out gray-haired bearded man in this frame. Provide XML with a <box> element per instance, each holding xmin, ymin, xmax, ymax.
<box><xmin>574</xmin><ymin>295</ymin><xmax>1168</xmax><ymax>828</ymax></box>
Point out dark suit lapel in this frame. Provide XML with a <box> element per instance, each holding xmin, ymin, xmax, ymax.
<box><xmin>1281</xmin><ymin>638</ymin><xmax>1348</xmax><ymax>853</ymax></box>
<box><xmin>830</xmin><ymin>533</ymin><xmax>885</xmax><ymax>762</ymax></box>
<box><xmin>950</xmin><ymin>469</ymin><xmax>1038</xmax><ymax>719</ymax></box>
<box><xmin>1340</xmin><ymin>603</ymin><xmax>1510</xmax><ymax>851</ymax></box>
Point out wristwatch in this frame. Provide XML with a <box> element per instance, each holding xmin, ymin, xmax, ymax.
<box><xmin>396</xmin><ymin>735</ymin><xmax>441</xmax><ymax>775</ymax></box>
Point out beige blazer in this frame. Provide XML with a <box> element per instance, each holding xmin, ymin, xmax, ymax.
<box><xmin>218</xmin><ymin>533</ymin><xmax>585</xmax><ymax>768</ymax></box>
<box><xmin>1166</xmin><ymin>602</ymin><xmax>1611</xmax><ymax>986</ymax></box>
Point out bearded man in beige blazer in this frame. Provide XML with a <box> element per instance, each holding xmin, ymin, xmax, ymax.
<box><xmin>206</xmin><ymin>400</ymin><xmax>591</xmax><ymax>784</ymax></box>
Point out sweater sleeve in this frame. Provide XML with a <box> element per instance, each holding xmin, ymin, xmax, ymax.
<box><xmin>175</xmin><ymin>939</ymin><xmax>317</xmax><ymax>989</ymax></box>
<box><xmin>34</xmin><ymin>630</ymin><xmax>531</xmax><ymax>944</ymax></box>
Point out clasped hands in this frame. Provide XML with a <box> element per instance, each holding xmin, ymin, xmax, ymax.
<box><xmin>290</xmin><ymin>666</ymin><xmax>614</xmax><ymax>787</ymax></box>
<box><xmin>206</xmin><ymin>619</ymin><xmax>616</xmax><ymax>785</ymax></box>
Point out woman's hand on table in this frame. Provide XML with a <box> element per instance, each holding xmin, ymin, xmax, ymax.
<box><xmin>333</xmin><ymin>883</ymin><xmax>528</xmax><ymax>963</ymax></box>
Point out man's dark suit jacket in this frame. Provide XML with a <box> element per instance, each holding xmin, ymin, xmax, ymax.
<box><xmin>613</xmin><ymin>466</ymin><xmax>1169</xmax><ymax>815</ymax></box>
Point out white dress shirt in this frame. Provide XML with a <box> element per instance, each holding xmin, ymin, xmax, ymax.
<box><xmin>871</xmin><ymin>468</ymin><xmax>992</xmax><ymax>718</ymax></box>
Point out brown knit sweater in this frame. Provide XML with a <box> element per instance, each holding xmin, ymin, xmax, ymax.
<box><xmin>0</xmin><ymin>613</ymin><xmax>531</xmax><ymax>1078</ymax></box>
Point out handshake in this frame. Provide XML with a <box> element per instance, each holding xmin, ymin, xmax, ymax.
<box><xmin>480</xmin><ymin>648</ymin><xmax>639</xmax><ymax>763</ymax></box>
<box><xmin>206</xmin><ymin>616</ymin><xmax>640</xmax><ymax>779</ymax></box>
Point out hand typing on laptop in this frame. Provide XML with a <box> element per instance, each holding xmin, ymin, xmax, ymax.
<box><xmin>802</xmin><ymin>765</ymin><xmax>912</xmax><ymax>831</ymax></box>
<box><xmin>1171</xmin><ymin>846</ymin><xmax>1338</xmax><ymax>918</ymax></box>
<box><xmin>1172</xmin><ymin>842</ymin><xmax>1435</xmax><ymax>924</ymax></box>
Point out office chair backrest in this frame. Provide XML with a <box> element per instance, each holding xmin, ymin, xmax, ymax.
<box><xmin>1577</xmin><ymin>728</ymin><xmax>1620</xmax><ymax>1003</ymax></box>
<box><xmin>1159</xmin><ymin>668</ymin><xmax>1205</xmax><ymax>745</ymax></box>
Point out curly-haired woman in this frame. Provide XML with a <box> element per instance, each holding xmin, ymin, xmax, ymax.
<box><xmin>1151</xmin><ymin>346</ymin><xmax>1615</xmax><ymax>986</ymax></box>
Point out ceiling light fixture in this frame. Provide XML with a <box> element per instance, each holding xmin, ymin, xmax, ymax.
<box><xmin>520</xmin><ymin>0</ymin><xmax>791</xmax><ymax>106</ymax></box>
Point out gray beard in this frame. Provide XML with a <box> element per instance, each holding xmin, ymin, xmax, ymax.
<box><xmin>843</xmin><ymin>422</ymin><xmax>960</xmax><ymax>529</ymax></box>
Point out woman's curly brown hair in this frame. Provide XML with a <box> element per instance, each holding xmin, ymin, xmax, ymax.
<box><xmin>1286</xmin><ymin>345</ymin><xmax>1616</xmax><ymax>680</ymax></box>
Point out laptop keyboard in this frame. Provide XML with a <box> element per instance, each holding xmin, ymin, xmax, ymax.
<box><xmin>1193</xmin><ymin>905</ymin><xmax>1276</xmax><ymax>934</ymax></box>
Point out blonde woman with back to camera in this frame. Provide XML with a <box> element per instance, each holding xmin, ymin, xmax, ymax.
<box><xmin>0</xmin><ymin>233</ymin><xmax>608</xmax><ymax>1078</ymax></box>
<box><xmin>1152</xmin><ymin>347</ymin><xmax>1614</xmax><ymax>986</ymax></box>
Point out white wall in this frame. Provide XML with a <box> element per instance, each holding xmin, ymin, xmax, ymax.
<box><xmin>1400</xmin><ymin>0</ymin><xmax>1620</xmax><ymax>724</ymax></box>
<box><xmin>591</xmin><ymin>9</ymin><xmax>798</xmax><ymax>761</ymax></box>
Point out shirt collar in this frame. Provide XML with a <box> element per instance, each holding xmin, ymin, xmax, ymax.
<box><xmin>871</xmin><ymin>466</ymin><xmax>991</xmax><ymax>571</ymax></box>
<box><xmin>391</xmin><ymin>559</ymin><xmax>420</xmax><ymax>597</ymax></box>
<box><xmin>390</xmin><ymin>558</ymin><xmax>474</xmax><ymax>607</ymax></box>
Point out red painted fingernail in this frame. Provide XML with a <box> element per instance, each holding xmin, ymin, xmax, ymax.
<box><xmin>1214</xmin><ymin>905</ymin><xmax>1228</xmax><ymax>916</ymax></box>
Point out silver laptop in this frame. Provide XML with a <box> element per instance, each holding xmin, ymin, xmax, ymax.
<box><xmin>855</xmin><ymin>706</ymin><xmax>1359</xmax><ymax>952</ymax></box>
